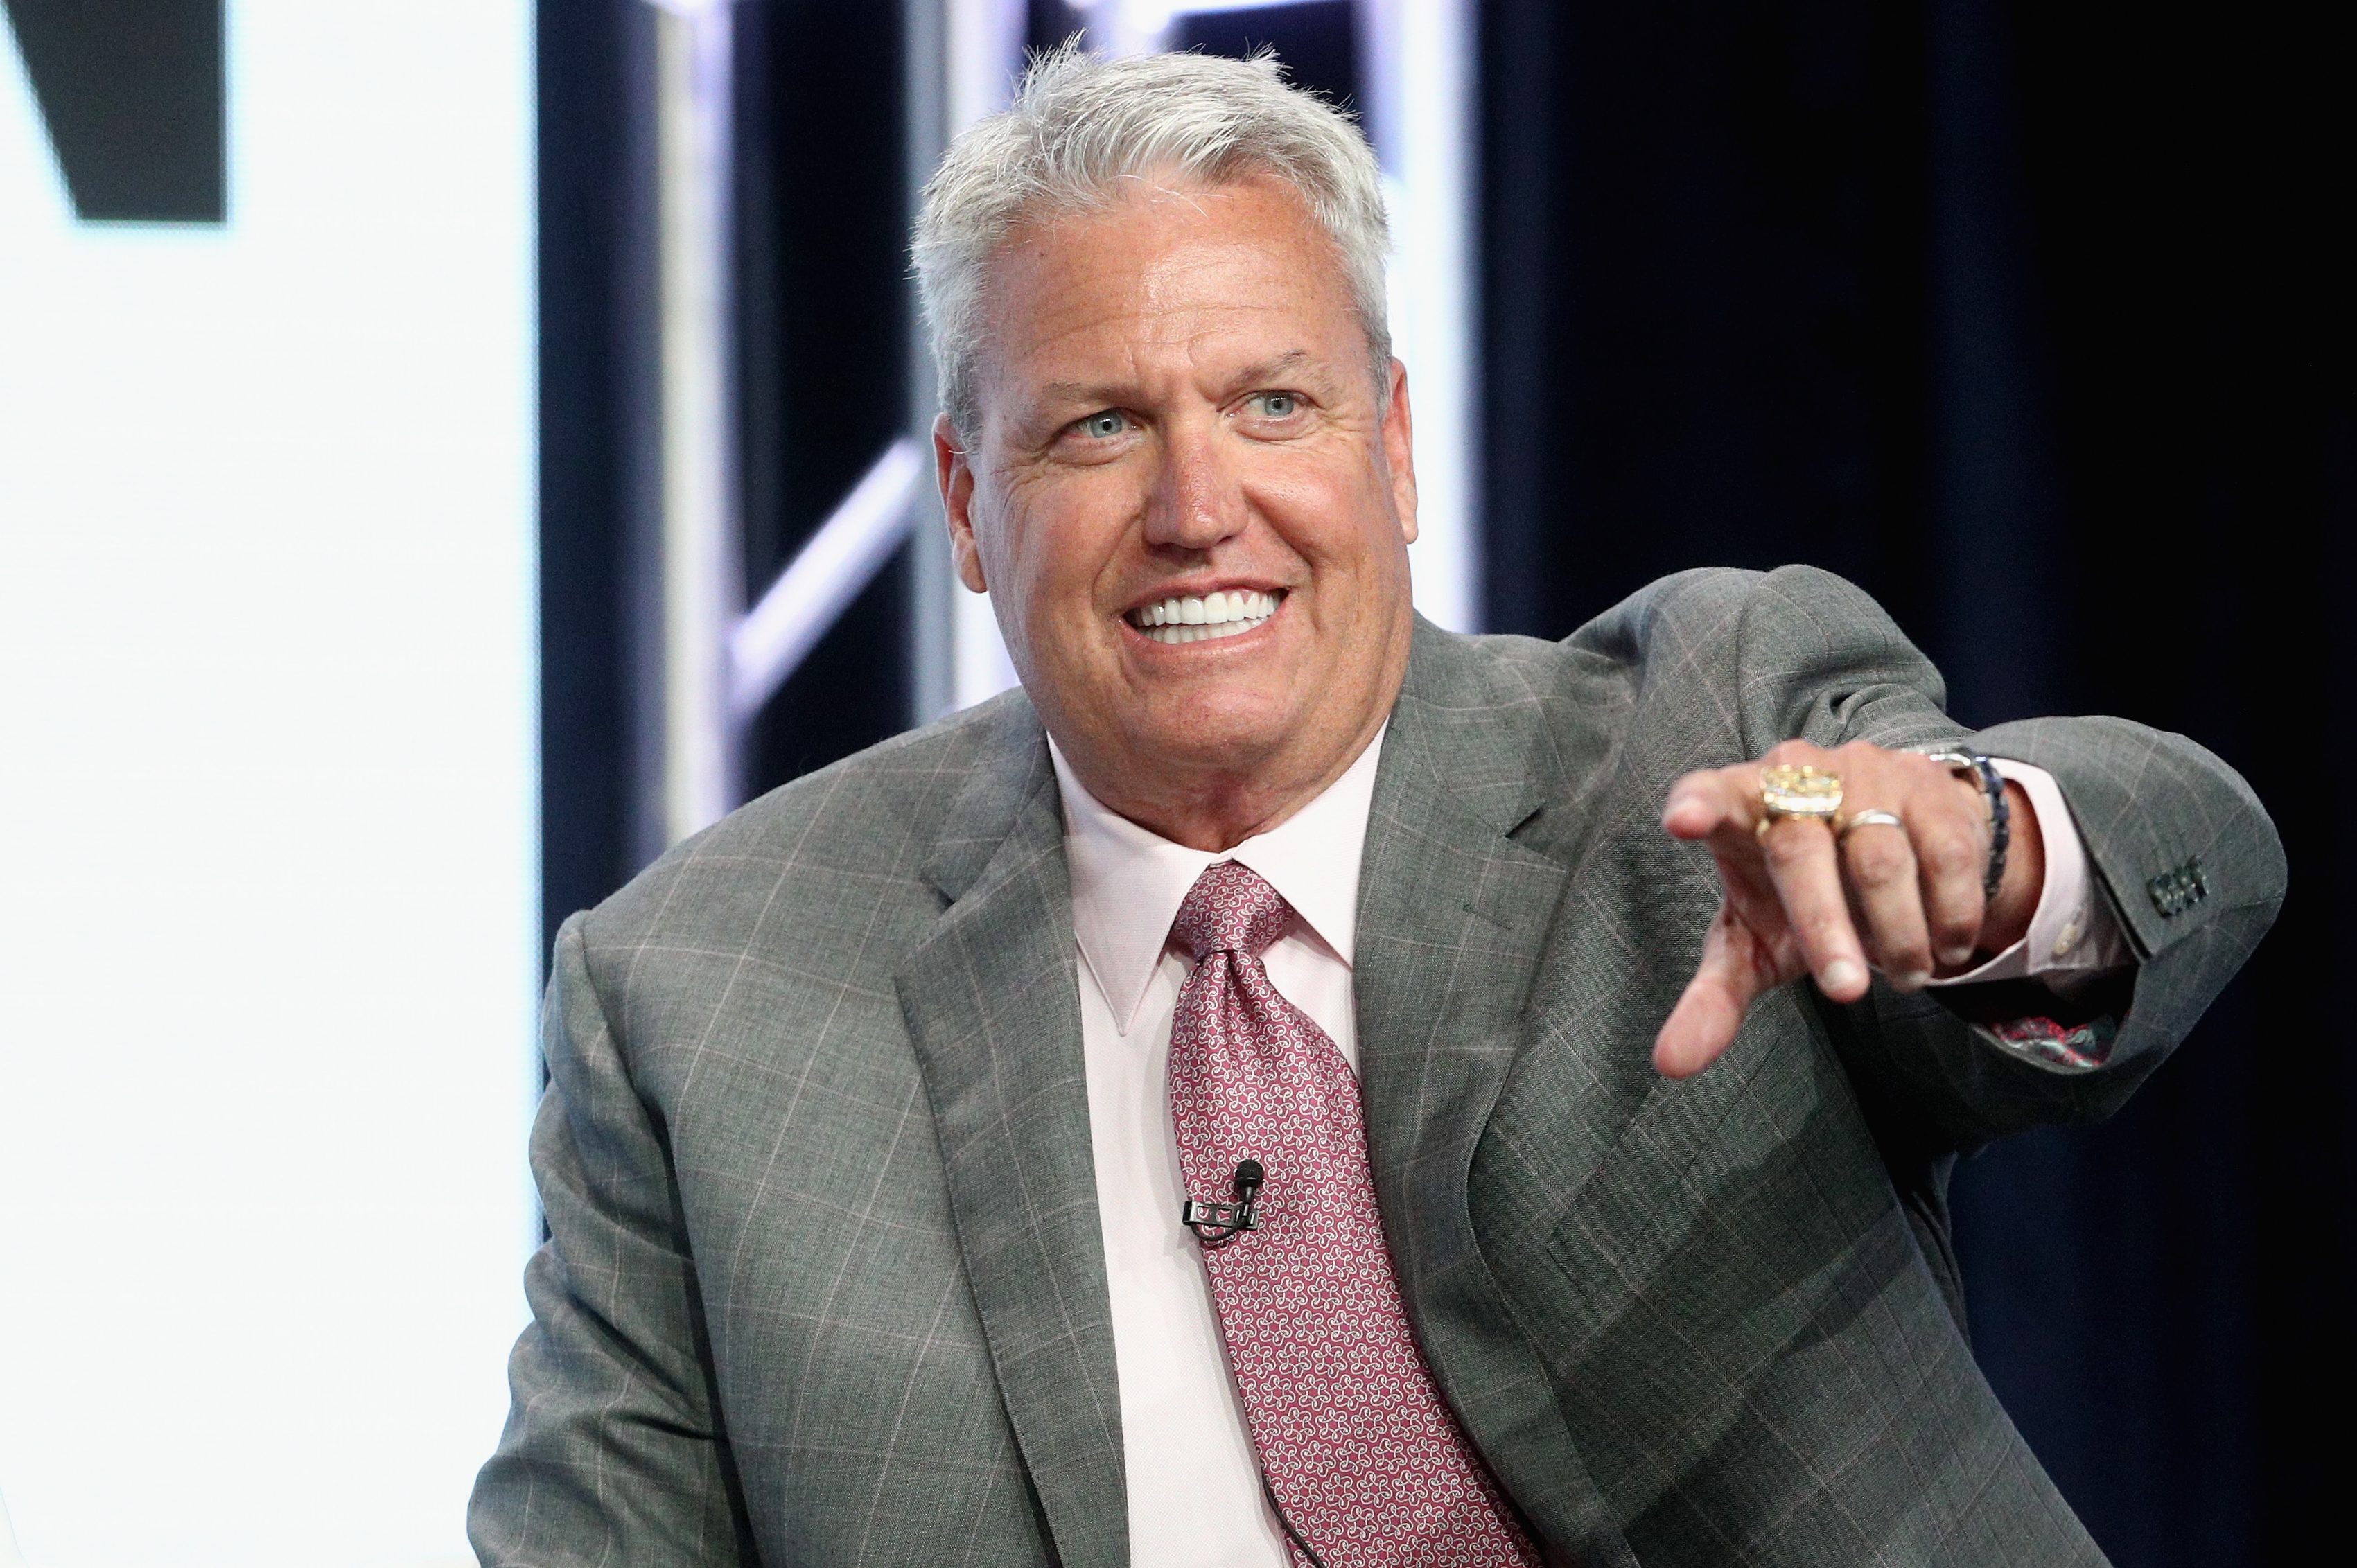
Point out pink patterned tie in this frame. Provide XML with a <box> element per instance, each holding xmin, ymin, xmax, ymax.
<box><xmin>1166</xmin><ymin>861</ymin><xmax>1541</xmax><ymax>1568</ymax></box>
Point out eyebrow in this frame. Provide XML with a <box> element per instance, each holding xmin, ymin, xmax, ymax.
<box><xmin>1036</xmin><ymin>380</ymin><xmax>1119</xmax><ymax>410</ymax></box>
<box><xmin>1228</xmin><ymin>349</ymin><xmax>1316</xmax><ymax>389</ymax></box>
<box><xmin>1034</xmin><ymin>350</ymin><xmax>1321</xmax><ymax>412</ymax></box>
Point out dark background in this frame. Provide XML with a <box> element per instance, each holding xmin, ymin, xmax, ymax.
<box><xmin>1478</xmin><ymin>5</ymin><xmax>2352</xmax><ymax>1562</ymax></box>
<box><xmin>539</xmin><ymin>3</ymin><xmax>2354</xmax><ymax>1561</ymax></box>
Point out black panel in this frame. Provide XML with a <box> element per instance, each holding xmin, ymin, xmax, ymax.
<box><xmin>1479</xmin><ymin>0</ymin><xmax>1934</xmax><ymax>660</ymax></box>
<box><xmin>3</xmin><ymin>0</ymin><xmax>223</xmax><ymax>222</ymax></box>
<box><xmin>1028</xmin><ymin>0</ymin><xmax>1086</xmax><ymax>57</ymax></box>
<box><xmin>1170</xmin><ymin>3</ymin><xmax>1358</xmax><ymax>114</ymax></box>
<box><xmin>734</xmin><ymin>0</ymin><xmax>911</xmax><ymax>800</ymax></box>
<box><xmin>537</xmin><ymin>0</ymin><xmax>655</xmax><ymax>957</ymax></box>
<box><xmin>1028</xmin><ymin>3</ymin><xmax>1358</xmax><ymax>114</ymax></box>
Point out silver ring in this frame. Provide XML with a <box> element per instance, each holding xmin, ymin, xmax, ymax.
<box><xmin>1837</xmin><ymin>809</ymin><xmax>1905</xmax><ymax>842</ymax></box>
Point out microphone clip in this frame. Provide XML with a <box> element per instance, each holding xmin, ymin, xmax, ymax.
<box><xmin>1182</xmin><ymin>1159</ymin><xmax>1263</xmax><ymax>1245</ymax></box>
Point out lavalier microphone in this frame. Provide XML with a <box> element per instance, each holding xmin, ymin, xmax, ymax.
<box><xmin>1181</xmin><ymin>1159</ymin><xmax>1263</xmax><ymax>1244</ymax></box>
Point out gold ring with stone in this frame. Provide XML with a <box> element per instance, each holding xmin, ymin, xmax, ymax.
<box><xmin>1837</xmin><ymin>808</ymin><xmax>1905</xmax><ymax>842</ymax></box>
<box><xmin>1756</xmin><ymin>764</ymin><xmax>1843</xmax><ymax>839</ymax></box>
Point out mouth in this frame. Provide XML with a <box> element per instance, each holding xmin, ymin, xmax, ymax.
<box><xmin>1123</xmin><ymin>588</ymin><xmax>1284</xmax><ymax>645</ymax></box>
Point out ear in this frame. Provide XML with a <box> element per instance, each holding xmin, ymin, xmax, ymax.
<box><xmin>934</xmin><ymin>413</ymin><xmax>990</xmax><ymax>594</ymax></box>
<box><xmin>1380</xmin><ymin>358</ymin><xmax>1418</xmax><ymax>544</ymax></box>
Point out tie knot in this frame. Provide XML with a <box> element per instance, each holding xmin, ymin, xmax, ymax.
<box><xmin>1173</xmin><ymin>861</ymin><xmax>1295</xmax><ymax>962</ymax></box>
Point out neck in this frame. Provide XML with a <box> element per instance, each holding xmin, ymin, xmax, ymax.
<box><xmin>1062</xmin><ymin>706</ymin><xmax>1390</xmax><ymax>852</ymax></box>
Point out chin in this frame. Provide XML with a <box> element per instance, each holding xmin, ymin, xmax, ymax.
<box><xmin>1129</xmin><ymin>687</ymin><xmax>1296</xmax><ymax>768</ymax></box>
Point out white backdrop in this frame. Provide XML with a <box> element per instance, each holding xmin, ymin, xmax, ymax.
<box><xmin>0</xmin><ymin>6</ymin><xmax>536</xmax><ymax>1565</ymax></box>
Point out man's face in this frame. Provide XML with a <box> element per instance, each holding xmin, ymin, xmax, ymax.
<box><xmin>938</xmin><ymin>174</ymin><xmax>1419</xmax><ymax>846</ymax></box>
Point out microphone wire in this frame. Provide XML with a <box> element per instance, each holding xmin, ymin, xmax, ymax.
<box><xmin>1261</xmin><ymin>1470</ymin><xmax>1329</xmax><ymax>1568</ymax></box>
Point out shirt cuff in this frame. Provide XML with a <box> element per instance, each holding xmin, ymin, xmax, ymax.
<box><xmin>1923</xmin><ymin>758</ymin><xmax>2135</xmax><ymax>989</ymax></box>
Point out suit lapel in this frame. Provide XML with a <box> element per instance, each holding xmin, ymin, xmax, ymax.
<box><xmin>1354</xmin><ymin>622</ymin><xmax>1633</xmax><ymax>1562</ymax></box>
<box><xmin>895</xmin><ymin>700</ymin><xmax>1128</xmax><ymax>1568</ymax></box>
<box><xmin>893</xmin><ymin>633</ymin><xmax>1642</xmax><ymax>1565</ymax></box>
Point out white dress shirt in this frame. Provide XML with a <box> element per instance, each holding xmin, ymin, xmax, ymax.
<box><xmin>1049</xmin><ymin>734</ymin><xmax>2123</xmax><ymax>1567</ymax></box>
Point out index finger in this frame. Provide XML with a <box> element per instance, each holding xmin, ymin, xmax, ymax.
<box><xmin>1667</xmin><ymin>762</ymin><xmax>1871</xmax><ymax>1003</ymax></box>
<box><xmin>1662</xmin><ymin>763</ymin><xmax>1766</xmax><ymax>842</ymax></box>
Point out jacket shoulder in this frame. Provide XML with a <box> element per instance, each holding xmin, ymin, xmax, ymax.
<box><xmin>1460</xmin><ymin>565</ymin><xmax>1943</xmax><ymax>750</ymax></box>
<box><xmin>1408</xmin><ymin>564</ymin><xmax>1843</xmax><ymax>718</ymax></box>
<box><xmin>575</xmin><ymin>691</ymin><xmax>1028</xmax><ymax>960</ymax></box>
<box><xmin>1423</xmin><ymin>565</ymin><xmax>1877</xmax><ymax>686</ymax></box>
<box><xmin>1396</xmin><ymin>567</ymin><xmax>1947</xmax><ymax>856</ymax></box>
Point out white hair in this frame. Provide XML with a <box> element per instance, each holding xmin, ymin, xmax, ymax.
<box><xmin>914</xmin><ymin>44</ymin><xmax>1392</xmax><ymax>438</ymax></box>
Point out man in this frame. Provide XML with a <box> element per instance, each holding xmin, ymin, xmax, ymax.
<box><xmin>472</xmin><ymin>48</ymin><xmax>2281</xmax><ymax>1568</ymax></box>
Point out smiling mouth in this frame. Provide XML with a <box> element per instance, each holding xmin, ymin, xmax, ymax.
<box><xmin>1125</xmin><ymin>588</ymin><xmax>1283</xmax><ymax>644</ymax></box>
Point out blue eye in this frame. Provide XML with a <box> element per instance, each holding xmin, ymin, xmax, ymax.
<box><xmin>1080</xmin><ymin>411</ymin><xmax>1126</xmax><ymax>439</ymax></box>
<box><xmin>1254</xmin><ymin>393</ymin><xmax>1299</xmax><ymax>418</ymax></box>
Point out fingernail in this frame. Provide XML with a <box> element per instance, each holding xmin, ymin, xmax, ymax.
<box><xmin>1939</xmin><ymin>944</ymin><xmax>1973</xmax><ymax>968</ymax></box>
<box><xmin>1823</xmin><ymin>959</ymin><xmax>1865</xmax><ymax>994</ymax></box>
<box><xmin>1894</xmin><ymin>970</ymin><xmax>1930</xmax><ymax>994</ymax></box>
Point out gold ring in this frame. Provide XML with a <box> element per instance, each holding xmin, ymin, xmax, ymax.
<box><xmin>1757</xmin><ymin>764</ymin><xmax>1842</xmax><ymax>839</ymax></box>
<box><xmin>1837</xmin><ymin>808</ymin><xmax>1905</xmax><ymax>841</ymax></box>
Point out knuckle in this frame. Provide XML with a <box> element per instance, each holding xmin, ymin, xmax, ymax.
<box><xmin>1916</xmin><ymin>828</ymin><xmax>1979</xmax><ymax>881</ymax></box>
<box><xmin>1938</xmin><ymin>771</ymin><xmax>1988</xmax><ymax>818</ymax></box>
<box><xmin>1800</xmin><ymin>910</ymin><xmax>1850</xmax><ymax>946</ymax></box>
<box><xmin>1929</xmin><ymin>901</ymin><xmax>1982</xmax><ymax>942</ymax></box>
<box><xmin>1844</xmin><ymin>838</ymin><xmax>1909</xmax><ymax>888</ymax></box>
<box><xmin>1924</xmin><ymin>877</ymin><xmax>1979</xmax><ymax>926</ymax></box>
<box><xmin>1764</xmin><ymin>738</ymin><xmax>1821</xmax><ymax>767</ymax></box>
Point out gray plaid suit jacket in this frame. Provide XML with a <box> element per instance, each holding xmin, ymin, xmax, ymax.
<box><xmin>471</xmin><ymin>566</ymin><xmax>2282</xmax><ymax>1567</ymax></box>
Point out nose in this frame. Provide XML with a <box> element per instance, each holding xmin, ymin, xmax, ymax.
<box><xmin>1141</xmin><ymin>417</ymin><xmax>1246</xmax><ymax>553</ymax></box>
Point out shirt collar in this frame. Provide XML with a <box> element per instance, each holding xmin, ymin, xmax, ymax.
<box><xmin>1050</xmin><ymin>727</ymin><xmax>1386</xmax><ymax>1037</ymax></box>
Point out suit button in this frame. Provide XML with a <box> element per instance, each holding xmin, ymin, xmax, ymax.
<box><xmin>2147</xmin><ymin>858</ymin><xmax>2207</xmax><ymax>917</ymax></box>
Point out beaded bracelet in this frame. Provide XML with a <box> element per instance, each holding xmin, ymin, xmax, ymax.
<box><xmin>1920</xmin><ymin>749</ymin><xmax>2010</xmax><ymax>903</ymax></box>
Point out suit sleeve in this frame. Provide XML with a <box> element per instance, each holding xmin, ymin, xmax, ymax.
<box><xmin>1727</xmin><ymin>565</ymin><xmax>2287</xmax><ymax>1149</ymax></box>
<box><xmin>468</xmin><ymin>913</ymin><xmax>752</xmax><ymax>1567</ymax></box>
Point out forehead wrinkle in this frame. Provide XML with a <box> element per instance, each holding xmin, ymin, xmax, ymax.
<box><xmin>1029</xmin><ymin>289</ymin><xmax>1299</xmax><ymax>374</ymax></box>
<box><xmin>1031</xmin><ymin>334</ymin><xmax>1320</xmax><ymax>417</ymax></box>
<box><xmin>1133</xmin><ymin>236</ymin><xmax>1291</xmax><ymax>310</ymax></box>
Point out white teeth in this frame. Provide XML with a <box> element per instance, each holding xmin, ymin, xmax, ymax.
<box><xmin>1126</xmin><ymin>589</ymin><xmax>1283</xmax><ymax>644</ymax></box>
